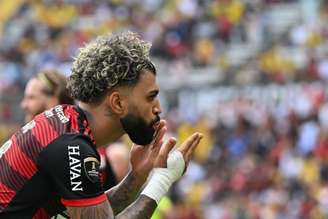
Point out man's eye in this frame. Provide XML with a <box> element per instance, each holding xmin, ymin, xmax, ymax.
<box><xmin>148</xmin><ymin>95</ymin><xmax>156</xmax><ymax>100</ymax></box>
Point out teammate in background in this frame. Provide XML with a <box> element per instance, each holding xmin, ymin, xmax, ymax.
<box><xmin>0</xmin><ymin>31</ymin><xmax>203</xmax><ymax>219</ymax></box>
<box><xmin>106</xmin><ymin>142</ymin><xmax>130</xmax><ymax>182</ymax></box>
<box><xmin>21</xmin><ymin>70</ymin><xmax>75</xmax><ymax>123</ymax></box>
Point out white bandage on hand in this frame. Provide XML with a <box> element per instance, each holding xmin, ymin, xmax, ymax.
<box><xmin>141</xmin><ymin>150</ymin><xmax>185</xmax><ymax>204</ymax></box>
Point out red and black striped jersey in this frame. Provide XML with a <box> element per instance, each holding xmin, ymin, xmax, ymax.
<box><xmin>0</xmin><ymin>105</ymin><xmax>107</xmax><ymax>219</ymax></box>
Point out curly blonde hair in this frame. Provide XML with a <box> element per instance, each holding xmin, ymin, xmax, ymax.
<box><xmin>67</xmin><ymin>31</ymin><xmax>156</xmax><ymax>103</ymax></box>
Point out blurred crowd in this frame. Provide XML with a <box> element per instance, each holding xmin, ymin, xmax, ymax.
<box><xmin>2</xmin><ymin>0</ymin><xmax>328</xmax><ymax>218</ymax></box>
<box><xmin>3</xmin><ymin>0</ymin><xmax>328</xmax><ymax>87</ymax></box>
<box><xmin>164</xmin><ymin>83</ymin><xmax>328</xmax><ymax>219</ymax></box>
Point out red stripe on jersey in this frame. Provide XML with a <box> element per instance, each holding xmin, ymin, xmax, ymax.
<box><xmin>61</xmin><ymin>193</ymin><xmax>107</xmax><ymax>207</ymax></box>
<box><xmin>4</xmin><ymin>138</ymin><xmax>37</xmax><ymax>179</ymax></box>
<box><xmin>32</xmin><ymin>114</ymin><xmax>59</xmax><ymax>147</ymax></box>
<box><xmin>0</xmin><ymin>182</ymin><xmax>15</xmax><ymax>207</ymax></box>
<box><xmin>32</xmin><ymin>207</ymin><xmax>51</xmax><ymax>219</ymax></box>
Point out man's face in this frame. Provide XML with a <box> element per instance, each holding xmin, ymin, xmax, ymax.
<box><xmin>20</xmin><ymin>78</ymin><xmax>49</xmax><ymax>122</ymax></box>
<box><xmin>120</xmin><ymin>70</ymin><xmax>161</xmax><ymax>145</ymax></box>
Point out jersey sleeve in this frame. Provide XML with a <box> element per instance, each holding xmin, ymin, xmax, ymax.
<box><xmin>38</xmin><ymin>133</ymin><xmax>107</xmax><ymax>207</ymax></box>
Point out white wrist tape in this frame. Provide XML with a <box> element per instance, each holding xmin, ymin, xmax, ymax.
<box><xmin>141</xmin><ymin>150</ymin><xmax>185</xmax><ymax>204</ymax></box>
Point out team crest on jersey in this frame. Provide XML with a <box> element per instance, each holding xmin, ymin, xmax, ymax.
<box><xmin>83</xmin><ymin>157</ymin><xmax>100</xmax><ymax>183</ymax></box>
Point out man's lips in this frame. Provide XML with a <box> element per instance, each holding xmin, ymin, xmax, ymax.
<box><xmin>152</xmin><ymin>119</ymin><xmax>162</xmax><ymax>139</ymax></box>
<box><xmin>153</xmin><ymin>121</ymin><xmax>160</xmax><ymax>129</ymax></box>
<box><xmin>152</xmin><ymin>116</ymin><xmax>161</xmax><ymax>129</ymax></box>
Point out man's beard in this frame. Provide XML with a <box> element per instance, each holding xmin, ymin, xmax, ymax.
<box><xmin>120</xmin><ymin>113</ymin><xmax>160</xmax><ymax>145</ymax></box>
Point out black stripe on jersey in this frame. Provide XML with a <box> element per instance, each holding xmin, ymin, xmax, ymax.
<box><xmin>46</xmin><ymin>114</ymin><xmax>66</xmax><ymax>136</ymax></box>
<box><xmin>0</xmin><ymin>158</ymin><xmax>28</xmax><ymax>192</ymax></box>
<box><xmin>76</xmin><ymin>106</ymin><xmax>87</xmax><ymax>134</ymax></box>
<box><xmin>74</xmin><ymin>106</ymin><xmax>97</xmax><ymax>145</ymax></box>
<box><xmin>1</xmin><ymin>171</ymin><xmax>64</xmax><ymax>219</ymax></box>
<box><xmin>15</xmin><ymin>131</ymin><xmax>43</xmax><ymax>164</ymax></box>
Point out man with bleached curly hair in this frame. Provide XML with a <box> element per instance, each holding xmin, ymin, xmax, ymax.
<box><xmin>0</xmin><ymin>31</ymin><xmax>203</xmax><ymax>219</ymax></box>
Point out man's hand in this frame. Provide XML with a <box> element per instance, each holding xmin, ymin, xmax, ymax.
<box><xmin>140</xmin><ymin>132</ymin><xmax>203</xmax><ymax>204</ymax></box>
<box><xmin>155</xmin><ymin>132</ymin><xmax>203</xmax><ymax>169</ymax></box>
<box><xmin>104</xmin><ymin>122</ymin><xmax>203</xmax><ymax>217</ymax></box>
<box><xmin>129</xmin><ymin>120</ymin><xmax>167</xmax><ymax>183</ymax></box>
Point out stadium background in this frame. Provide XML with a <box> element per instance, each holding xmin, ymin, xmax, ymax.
<box><xmin>1</xmin><ymin>0</ymin><xmax>328</xmax><ymax>218</ymax></box>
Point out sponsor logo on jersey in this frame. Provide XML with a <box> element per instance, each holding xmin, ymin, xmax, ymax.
<box><xmin>44</xmin><ymin>109</ymin><xmax>54</xmax><ymax>118</ymax></box>
<box><xmin>83</xmin><ymin>157</ymin><xmax>100</xmax><ymax>183</ymax></box>
<box><xmin>54</xmin><ymin>105</ymin><xmax>69</xmax><ymax>124</ymax></box>
<box><xmin>68</xmin><ymin>145</ymin><xmax>83</xmax><ymax>191</ymax></box>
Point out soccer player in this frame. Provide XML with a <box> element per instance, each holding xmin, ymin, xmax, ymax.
<box><xmin>0</xmin><ymin>31</ymin><xmax>203</xmax><ymax>219</ymax></box>
<box><xmin>20</xmin><ymin>70</ymin><xmax>74</xmax><ymax>123</ymax></box>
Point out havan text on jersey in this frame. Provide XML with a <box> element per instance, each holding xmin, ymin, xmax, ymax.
<box><xmin>68</xmin><ymin>145</ymin><xmax>83</xmax><ymax>191</ymax></box>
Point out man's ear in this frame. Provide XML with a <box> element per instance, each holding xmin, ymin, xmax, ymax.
<box><xmin>106</xmin><ymin>91</ymin><xmax>128</xmax><ymax>115</ymax></box>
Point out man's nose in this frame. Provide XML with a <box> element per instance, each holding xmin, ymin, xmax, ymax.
<box><xmin>153</xmin><ymin>99</ymin><xmax>161</xmax><ymax>115</ymax></box>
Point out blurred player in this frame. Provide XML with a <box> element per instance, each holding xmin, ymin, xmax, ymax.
<box><xmin>21</xmin><ymin>70</ymin><xmax>74</xmax><ymax>123</ymax></box>
<box><xmin>106</xmin><ymin>142</ymin><xmax>130</xmax><ymax>182</ymax></box>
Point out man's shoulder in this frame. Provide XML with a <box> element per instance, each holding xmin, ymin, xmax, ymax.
<box><xmin>34</xmin><ymin>104</ymin><xmax>80</xmax><ymax>137</ymax></box>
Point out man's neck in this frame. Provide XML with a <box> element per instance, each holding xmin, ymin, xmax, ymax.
<box><xmin>78</xmin><ymin>102</ymin><xmax>124</xmax><ymax>146</ymax></box>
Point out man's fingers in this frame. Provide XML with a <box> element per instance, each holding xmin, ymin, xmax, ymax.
<box><xmin>152</xmin><ymin>126</ymin><xmax>166</xmax><ymax>148</ymax></box>
<box><xmin>155</xmin><ymin>120</ymin><xmax>166</xmax><ymax>132</ymax></box>
<box><xmin>156</xmin><ymin>137</ymin><xmax>177</xmax><ymax>167</ymax></box>
<box><xmin>151</xmin><ymin>120</ymin><xmax>166</xmax><ymax>148</ymax></box>
<box><xmin>185</xmin><ymin>134</ymin><xmax>203</xmax><ymax>161</ymax></box>
<box><xmin>178</xmin><ymin>132</ymin><xmax>201</xmax><ymax>153</ymax></box>
<box><xmin>161</xmin><ymin>138</ymin><xmax>177</xmax><ymax>156</ymax></box>
<box><xmin>177</xmin><ymin>133</ymin><xmax>203</xmax><ymax>164</ymax></box>
<box><xmin>189</xmin><ymin>134</ymin><xmax>203</xmax><ymax>153</ymax></box>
